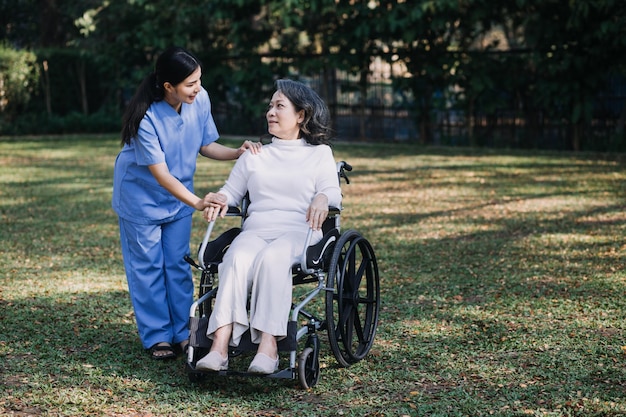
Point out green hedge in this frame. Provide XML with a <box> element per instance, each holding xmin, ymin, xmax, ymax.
<box><xmin>0</xmin><ymin>44</ymin><xmax>40</xmax><ymax>122</ymax></box>
<box><xmin>0</xmin><ymin>45</ymin><xmax>120</xmax><ymax>135</ymax></box>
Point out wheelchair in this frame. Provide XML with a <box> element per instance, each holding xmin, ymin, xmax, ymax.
<box><xmin>184</xmin><ymin>161</ymin><xmax>380</xmax><ymax>389</ymax></box>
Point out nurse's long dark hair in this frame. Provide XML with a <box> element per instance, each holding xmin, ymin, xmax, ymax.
<box><xmin>274</xmin><ymin>79</ymin><xmax>333</xmax><ymax>146</ymax></box>
<box><xmin>121</xmin><ymin>46</ymin><xmax>201</xmax><ymax>145</ymax></box>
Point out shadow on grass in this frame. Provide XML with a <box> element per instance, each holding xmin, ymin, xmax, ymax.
<box><xmin>2</xmin><ymin>138</ymin><xmax>626</xmax><ymax>414</ymax></box>
<box><xmin>368</xmin><ymin>196</ymin><xmax>626</xmax><ymax>406</ymax></box>
<box><xmin>0</xmin><ymin>290</ymin><xmax>313</xmax><ymax>401</ymax></box>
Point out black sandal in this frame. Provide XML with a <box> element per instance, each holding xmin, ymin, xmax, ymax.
<box><xmin>148</xmin><ymin>342</ymin><xmax>176</xmax><ymax>360</ymax></box>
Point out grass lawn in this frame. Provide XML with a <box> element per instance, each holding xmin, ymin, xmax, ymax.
<box><xmin>0</xmin><ymin>135</ymin><xmax>625</xmax><ymax>416</ymax></box>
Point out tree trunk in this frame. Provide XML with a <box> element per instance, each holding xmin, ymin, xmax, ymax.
<box><xmin>39</xmin><ymin>0</ymin><xmax>61</xmax><ymax>47</ymax></box>
<box><xmin>77</xmin><ymin>59</ymin><xmax>89</xmax><ymax>115</ymax></box>
<box><xmin>42</xmin><ymin>60</ymin><xmax>51</xmax><ymax>115</ymax></box>
<box><xmin>571</xmin><ymin>121</ymin><xmax>582</xmax><ymax>151</ymax></box>
<box><xmin>358</xmin><ymin>68</ymin><xmax>368</xmax><ymax>141</ymax></box>
<box><xmin>616</xmin><ymin>101</ymin><xmax>626</xmax><ymax>135</ymax></box>
<box><xmin>468</xmin><ymin>98</ymin><xmax>476</xmax><ymax>147</ymax></box>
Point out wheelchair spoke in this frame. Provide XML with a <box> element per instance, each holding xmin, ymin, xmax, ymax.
<box><xmin>338</xmin><ymin>278</ymin><xmax>369</xmax><ymax>356</ymax></box>
<box><xmin>339</xmin><ymin>301</ymin><xmax>365</xmax><ymax>347</ymax></box>
<box><xmin>344</xmin><ymin>254</ymin><xmax>361</xmax><ymax>289</ymax></box>
<box><xmin>342</xmin><ymin>305</ymin><xmax>356</xmax><ymax>347</ymax></box>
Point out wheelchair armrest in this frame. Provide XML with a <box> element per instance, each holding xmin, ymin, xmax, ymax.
<box><xmin>305</xmin><ymin>228</ymin><xmax>340</xmax><ymax>270</ymax></box>
<box><xmin>200</xmin><ymin>227</ymin><xmax>241</xmax><ymax>265</ymax></box>
<box><xmin>226</xmin><ymin>206</ymin><xmax>242</xmax><ymax>216</ymax></box>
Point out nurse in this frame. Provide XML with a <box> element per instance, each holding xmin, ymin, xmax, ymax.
<box><xmin>112</xmin><ymin>46</ymin><xmax>260</xmax><ymax>360</ymax></box>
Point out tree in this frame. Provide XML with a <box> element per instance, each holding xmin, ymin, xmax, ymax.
<box><xmin>369</xmin><ymin>0</ymin><xmax>466</xmax><ymax>144</ymax></box>
<box><xmin>1</xmin><ymin>0</ymin><xmax>625</xmax><ymax>148</ymax></box>
<box><xmin>517</xmin><ymin>0</ymin><xmax>626</xmax><ymax>150</ymax></box>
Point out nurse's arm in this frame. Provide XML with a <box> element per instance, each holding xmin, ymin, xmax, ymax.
<box><xmin>200</xmin><ymin>140</ymin><xmax>261</xmax><ymax>160</ymax></box>
<box><xmin>148</xmin><ymin>162</ymin><xmax>206</xmax><ymax>211</ymax></box>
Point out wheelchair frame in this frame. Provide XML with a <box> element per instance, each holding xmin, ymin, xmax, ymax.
<box><xmin>184</xmin><ymin>161</ymin><xmax>380</xmax><ymax>388</ymax></box>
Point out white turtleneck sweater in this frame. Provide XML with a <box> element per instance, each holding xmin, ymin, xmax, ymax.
<box><xmin>219</xmin><ymin>138</ymin><xmax>342</xmax><ymax>238</ymax></box>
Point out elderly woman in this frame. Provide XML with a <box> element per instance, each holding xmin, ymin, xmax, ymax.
<box><xmin>196</xmin><ymin>79</ymin><xmax>342</xmax><ymax>374</ymax></box>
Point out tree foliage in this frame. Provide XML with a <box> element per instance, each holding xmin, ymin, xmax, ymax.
<box><xmin>1</xmin><ymin>0</ymin><xmax>625</xmax><ymax>149</ymax></box>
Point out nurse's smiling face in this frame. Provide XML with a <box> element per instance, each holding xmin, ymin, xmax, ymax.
<box><xmin>163</xmin><ymin>67</ymin><xmax>202</xmax><ymax>113</ymax></box>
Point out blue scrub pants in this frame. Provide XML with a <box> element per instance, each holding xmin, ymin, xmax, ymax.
<box><xmin>119</xmin><ymin>215</ymin><xmax>193</xmax><ymax>349</ymax></box>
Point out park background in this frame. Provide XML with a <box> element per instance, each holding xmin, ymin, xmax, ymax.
<box><xmin>1</xmin><ymin>0</ymin><xmax>626</xmax><ymax>151</ymax></box>
<box><xmin>1</xmin><ymin>1</ymin><xmax>626</xmax><ymax>416</ymax></box>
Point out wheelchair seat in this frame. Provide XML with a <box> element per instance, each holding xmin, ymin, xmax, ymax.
<box><xmin>199</xmin><ymin>206</ymin><xmax>342</xmax><ymax>272</ymax></box>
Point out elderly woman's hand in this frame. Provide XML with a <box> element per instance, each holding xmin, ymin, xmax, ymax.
<box><xmin>306</xmin><ymin>194</ymin><xmax>329</xmax><ymax>231</ymax></box>
<box><xmin>201</xmin><ymin>192</ymin><xmax>228</xmax><ymax>222</ymax></box>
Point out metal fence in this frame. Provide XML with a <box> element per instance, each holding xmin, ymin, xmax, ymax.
<box><xmin>214</xmin><ymin>65</ymin><xmax>626</xmax><ymax>150</ymax></box>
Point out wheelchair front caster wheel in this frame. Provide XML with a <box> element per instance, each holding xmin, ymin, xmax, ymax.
<box><xmin>187</xmin><ymin>364</ymin><xmax>208</xmax><ymax>383</ymax></box>
<box><xmin>298</xmin><ymin>347</ymin><xmax>320</xmax><ymax>389</ymax></box>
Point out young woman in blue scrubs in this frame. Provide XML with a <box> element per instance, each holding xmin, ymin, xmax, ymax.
<box><xmin>112</xmin><ymin>46</ymin><xmax>260</xmax><ymax>360</ymax></box>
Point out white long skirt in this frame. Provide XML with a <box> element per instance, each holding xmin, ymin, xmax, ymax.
<box><xmin>206</xmin><ymin>229</ymin><xmax>319</xmax><ymax>346</ymax></box>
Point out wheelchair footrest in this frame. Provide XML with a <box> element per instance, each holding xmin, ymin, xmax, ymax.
<box><xmin>187</xmin><ymin>363</ymin><xmax>296</xmax><ymax>380</ymax></box>
<box><xmin>189</xmin><ymin>317</ymin><xmax>297</xmax><ymax>353</ymax></box>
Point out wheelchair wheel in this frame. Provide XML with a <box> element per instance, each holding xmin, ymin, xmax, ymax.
<box><xmin>298</xmin><ymin>347</ymin><xmax>320</xmax><ymax>389</ymax></box>
<box><xmin>326</xmin><ymin>230</ymin><xmax>380</xmax><ymax>367</ymax></box>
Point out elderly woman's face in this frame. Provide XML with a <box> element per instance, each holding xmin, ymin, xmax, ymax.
<box><xmin>266</xmin><ymin>91</ymin><xmax>304</xmax><ymax>140</ymax></box>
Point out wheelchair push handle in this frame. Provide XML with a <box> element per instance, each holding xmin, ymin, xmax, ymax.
<box><xmin>197</xmin><ymin>220</ymin><xmax>217</xmax><ymax>270</ymax></box>
<box><xmin>337</xmin><ymin>160</ymin><xmax>352</xmax><ymax>184</ymax></box>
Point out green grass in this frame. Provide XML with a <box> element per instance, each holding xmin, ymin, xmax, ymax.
<box><xmin>1</xmin><ymin>135</ymin><xmax>625</xmax><ymax>416</ymax></box>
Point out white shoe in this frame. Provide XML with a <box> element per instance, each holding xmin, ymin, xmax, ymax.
<box><xmin>247</xmin><ymin>353</ymin><xmax>279</xmax><ymax>374</ymax></box>
<box><xmin>195</xmin><ymin>351</ymin><xmax>228</xmax><ymax>371</ymax></box>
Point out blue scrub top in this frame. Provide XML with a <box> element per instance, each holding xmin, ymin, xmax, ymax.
<box><xmin>112</xmin><ymin>87</ymin><xmax>219</xmax><ymax>224</ymax></box>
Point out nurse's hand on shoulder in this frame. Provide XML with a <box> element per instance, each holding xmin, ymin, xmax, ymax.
<box><xmin>238</xmin><ymin>140</ymin><xmax>262</xmax><ymax>156</ymax></box>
